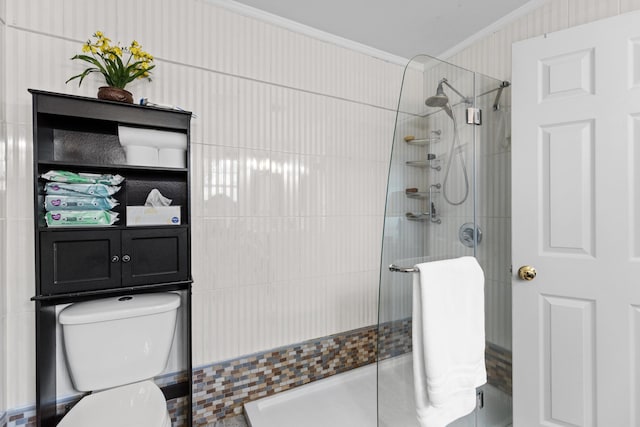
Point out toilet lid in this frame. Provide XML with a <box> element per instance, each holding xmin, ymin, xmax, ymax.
<box><xmin>58</xmin><ymin>380</ymin><xmax>169</xmax><ymax>427</ymax></box>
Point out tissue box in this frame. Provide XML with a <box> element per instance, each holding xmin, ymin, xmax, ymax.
<box><xmin>126</xmin><ymin>206</ymin><xmax>181</xmax><ymax>226</ymax></box>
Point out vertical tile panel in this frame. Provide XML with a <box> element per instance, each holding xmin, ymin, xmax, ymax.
<box><xmin>568</xmin><ymin>0</ymin><xmax>620</xmax><ymax>27</ymax></box>
<box><xmin>194</xmin><ymin>143</ymin><xmax>241</xmax><ymax>219</ymax></box>
<box><xmin>299</xmin><ymin>216</ymin><xmax>329</xmax><ymax>279</ymax></box>
<box><xmin>6</xmin><ymin>312</ymin><xmax>34</xmax><ymax>409</ymax></box>
<box><xmin>6</xmin><ymin>0</ymin><xmax>63</xmax><ymax>33</ymax></box>
<box><xmin>269</xmin><ymin>217</ymin><xmax>301</xmax><ymax>283</ymax></box>
<box><xmin>205</xmin><ymin>72</ymin><xmax>238</xmax><ymax>148</ymax></box>
<box><xmin>542</xmin><ymin>0</ymin><xmax>569</xmax><ymax>34</ymax></box>
<box><xmin>622</xmin><ymin>0</ymin><xmax>640</xmax><ymax>12</ymax></box>
<box><xmin>0</xmin><ymin>121</ymin><xmax>6</xmax><ymax>222</ymax></box>
<box><xmin>0</xmin><ymin>21</ymin><xmax>5</xmax><ymax>124</ymax></box>
<box><xmin>492</xmin><ymin>27</ymin><xmax>513</xmax><ymax>80</ymax></box>
<box><xmin>239</xmin><ymin>217</ymin><xmax>271</xmax><ymax>287</ymax></box>
<box><xmin>190</xmin><ymin>288</ymin><xmax>206</xmax><ymax>365</ymax></box>
<box><xmin>527</xmin><ymin>4</ymin><xmax>546</xmax><ymax>41</ymax></box>
<box><xmin>0</xmin><ymin>313</ymin><xmax>5</xmax><ymax>416</ymax></box>
<box><xmin>5</xmin><ymin>220</ymin><xmax>33</xmax><ymax>315</ymax></box>
<box><xmin>270</xmin><ymin>151</ymin><xmax>300</xmax><ymax>217</ymax></box>
<box><xmin>6</xmin><ymin>29</ymin><xmax>72</xmax><ymax>124</ymax></box>
<box><xmin>190</xmin><ymin>218</ymin><xmax>207</xmax><ymax>289</ymax></box>
<box><xmin>4</xmin><ymin>123</ymin><xmax>31</xmax><ymax>221</ymax></box>
<box><xmin>237</xmin><ymin>78</ymin><xmax>271</xmax><ymax>151</ymax></box>
<box><xmin>631</xmin><ymin>305</ymin><xmax>640</xmax><ymax>426</ymax></box>
<box><xmin>62</xmin><ymin>0</ymin><xmax>118</xmax><ymax>41</ymax></box>
<box><xmin>239</xmin><ymin>148</ymin><xmax>271</xmax><ymax>217</ymax></box>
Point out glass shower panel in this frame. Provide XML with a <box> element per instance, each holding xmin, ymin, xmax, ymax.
<box><xmin>377</xmin><ymin>55</ymin><xmax>512</xmax><ymax>427</ymax></box>
<box><xmin>474</xmin><ymin>73</ymin><xmax>513</xmax><ymax>427</ymax></box>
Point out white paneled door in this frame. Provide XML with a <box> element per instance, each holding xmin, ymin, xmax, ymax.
<box><xmin>512</xmin><ymin>11</ymin><xmax>640</xmax><ymax>427</ymax></box>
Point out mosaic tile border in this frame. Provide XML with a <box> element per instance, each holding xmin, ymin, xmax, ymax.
<box><xmin>167</xmin><ymin>396</ymin><xmax>189</xmax><ymax>426</ymax></box>
<box><xmin>4</xmin><ymin>406</ymin><xmax>36</xmax><ymax>427</ymax></box>
<box><xmin>485</xmin><ymin>343</ymin><xmax>512</xmax><ymax>395</ymax></box>
<box><xmin>378</xmin><ymin>318</ymin><xmax>412</xmax><ymax>360</ymax></box>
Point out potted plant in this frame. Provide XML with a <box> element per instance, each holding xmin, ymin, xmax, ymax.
<box><xmin>66</xmin><ymin>31</ymin><xmax>155</xmax><ymax>103</ymax></box>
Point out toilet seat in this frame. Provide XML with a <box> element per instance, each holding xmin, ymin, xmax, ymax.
<box><xmin>58</xmin><ymin>380</ymin><xmax>171</xmax><ymax>427</ymax></box>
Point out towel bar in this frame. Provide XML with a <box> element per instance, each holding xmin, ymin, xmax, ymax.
<box><xmin>389</xmin><ymin>264</ymin><xmax>419</xmax><ymax>273</ymax></box>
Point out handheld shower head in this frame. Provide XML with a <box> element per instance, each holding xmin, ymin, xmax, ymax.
<box><xmin>425</xmin><ymin>81</ymin><xmax>454</xmax><ymax>119</ymax></box>
<box><xmin>425</xmin><ymin>82</ymin><xmax>449</xmax><ymax>108</ymax></box>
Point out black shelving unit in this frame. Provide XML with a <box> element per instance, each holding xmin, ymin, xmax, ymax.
<box><xmin>29</xmin><ymin>90</ymin><xmax>193</xmax><ymax>427</ymax></box>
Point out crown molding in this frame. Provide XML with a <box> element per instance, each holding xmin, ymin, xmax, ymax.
<box><xmin>205</xmin><ymin>0</ymin><xmax>410</xmax><ymax>66</ymax></box>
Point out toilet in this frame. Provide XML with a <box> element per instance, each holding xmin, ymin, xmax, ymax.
<box><xmin>57</xmin><ymin>293</ymin><xmax>181</xmax><ymax>427</ymax></box>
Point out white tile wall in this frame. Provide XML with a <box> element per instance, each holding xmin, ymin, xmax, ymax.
<box><xmin>0</xmin><ymin>0</ymin><xmax>401</xmax><ymax>410</ymax></box>
<box><xmin>623</xmin><ymin>0</ymin><xmax>640</xmax><ymax>12</ymax></box>
<box><xmin>5</xmin><ymin>312</ymin><xmax>35</xmax><ymax>408</ymax></box>
<box><xmin>0</xmin><ymin>20</ymin><xmax>5</xmax><ymax>126</ymax></box>
<box><xmin>0</xmin><ymin>15</ymin><xmax>7</xmax><ymax>417</ymax></box>
<box><xmin>0</xmin><ymin>218</ymin><xmax>6</xmax><ymax>417</ymax></box>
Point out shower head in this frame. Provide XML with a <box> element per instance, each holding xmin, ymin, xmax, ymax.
<box><xmin>426</xmin><ymin>81</ymin><xmax>454</xmax><ymax>119</ymax></box>
<box><xmin>425</xmin><ymin>82</ymin><xmax>449</xmax><ymax>108</ymax></box>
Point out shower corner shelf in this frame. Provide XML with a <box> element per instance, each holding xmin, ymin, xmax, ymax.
<box><xmin>404</xmin><ymin>137</ymin><xmax>440</xmax><ymax>146</ymax></box>
<box><xmin>406</xmin><ymin>212</ymin><xmax>430</xmax><ymax>221</ymax></box>
<box><xmin>406</xmin><ymin>191</ymin><xmax>428</xmax><ymax>199</ymax></box>
<box><xmin>406</xmin><ymin>212</ymin><xmax>441</xmax><ymax>224</ymax></box>
<box><xmin>405</xmin><ymin>160</ymin><xmax>429</xmax><ymax>168</ymax></box>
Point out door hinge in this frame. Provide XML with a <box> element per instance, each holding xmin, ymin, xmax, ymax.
<box><xmin>466</xmin><ymin>107</ymin><xmax>482</xmax><ymax>125</ymax></box>
<box><xmin>476</xmin><ymin>390</ymin><xmax>484</xmax><ymax>409</ymax></box>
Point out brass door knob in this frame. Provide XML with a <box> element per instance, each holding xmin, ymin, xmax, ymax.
<box><xmin>518</xmin><ymin>265</ymin><xmax>537</xmax><ymax>281</ymax></box>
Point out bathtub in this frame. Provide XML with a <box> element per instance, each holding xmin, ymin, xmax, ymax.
<box><xmin>244</xmin><ymin>354</ymin><xmax>512</xmax><ymax>427</ymax></box>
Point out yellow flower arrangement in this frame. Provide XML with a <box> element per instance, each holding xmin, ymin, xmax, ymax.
<box><xmin>66</xmin><ymin>31</ymin><xmax>155</xmax><ymax>90</ymax></box>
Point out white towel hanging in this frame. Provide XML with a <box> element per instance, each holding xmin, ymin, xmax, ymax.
<box><xmin>412</xmin><ymin>256</ymin><xmax>487</xmax><ymax>427</ymax></box>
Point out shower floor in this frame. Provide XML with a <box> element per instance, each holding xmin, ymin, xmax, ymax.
<box><xmin>244</xmin><ymin>354</ymin><xmax>512</xmax><ymax>427</ymax></box>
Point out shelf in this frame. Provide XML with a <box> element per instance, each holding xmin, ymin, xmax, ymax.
<box><xmin>405</xmin><ymin>161</ymin><xmax>429</xmax><ymax>168</ymax></box>
<box><xmin>406</xmin><ymin>192</ymin><xmax>428</xmax><ymax>199</ymax></box>
<box><xmin>404</xmin><ymin>137</ymin><xmax>440</xmax><ymax>146</ymax></box>
<box><xmin>31</xmin><ymin>280</ymin><xmax>192</xmax><ymax>305</ymax></box>
<box><xmin>406</xmin><ymin>212</ymin><xmax>431</xmax><ymax>221</ymax></box>
<box><xmin>38</xmin><ymin>160</ymin><xmax>188</xmax><ymax>174</ymax></box>
<box><xmin>28</xmin><ymin>89</ymin><xmax>192</xmax><ymax>130</ymax></box>
<box><xmin>31</xmin><ymin>89</ymin><xmax>193</xmax><ymax>427</ymax></box>
<box><xmin>38</xmin><ymin>224</ymin><xmax>189</xmax><ymax>232</ymax></box>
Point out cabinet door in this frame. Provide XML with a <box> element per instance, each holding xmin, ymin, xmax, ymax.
<box><xmin>121</xmin><ymin>228</ymin><xmax>189</xmax><ymax>286</ymax></box>
<box><xmin>39</xmin><ymin>230</ymin><xmax>122</xmax><ymax>294</ymax></box>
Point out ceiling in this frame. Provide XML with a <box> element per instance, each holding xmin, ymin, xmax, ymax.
<box><xmin>231</xmin><ymin>0</ymin><xmax>533</xmax><ymax>59</ymax></box>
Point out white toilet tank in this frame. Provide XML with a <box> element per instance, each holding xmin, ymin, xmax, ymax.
<box><xmin>59</xmin><ymin>292</ymin><xmax>181</xmax><ymax>392</ymax></box>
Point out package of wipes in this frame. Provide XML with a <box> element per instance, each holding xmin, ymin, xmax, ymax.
<box><xmin>45</xmin><ymin>210</ymin><xmax>119</xmax><ymax>227</ymax></box>
<box><xmin>44</xmin><ymin>182</ymin><xmax>120</xmax><ymax>197</ymax></box>
<box><xmin>41</xmin><ymin>170</ymin><xmax>124</xmax><ymax>185</ymax></box>
<box><xmin>44</xmin><ymin>195</ymin><xmax>118</xmax><ymax>211</ymax></box>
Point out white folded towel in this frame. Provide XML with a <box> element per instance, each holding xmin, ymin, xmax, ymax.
<box><xmin>412</xmin><ymin>256</ymin><xmax>487</xmax><ymax>427</ymax></box>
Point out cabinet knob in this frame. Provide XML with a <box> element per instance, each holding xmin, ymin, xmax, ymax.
<box><xmin>111</xmin><ymin>255</ymin><xmax>120</xmax><ymax>263</ymax></box>
<box><xmin>122</xmin><ymin>254</ymin><xmax>131</xmax><ymax>263</ymax></box>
